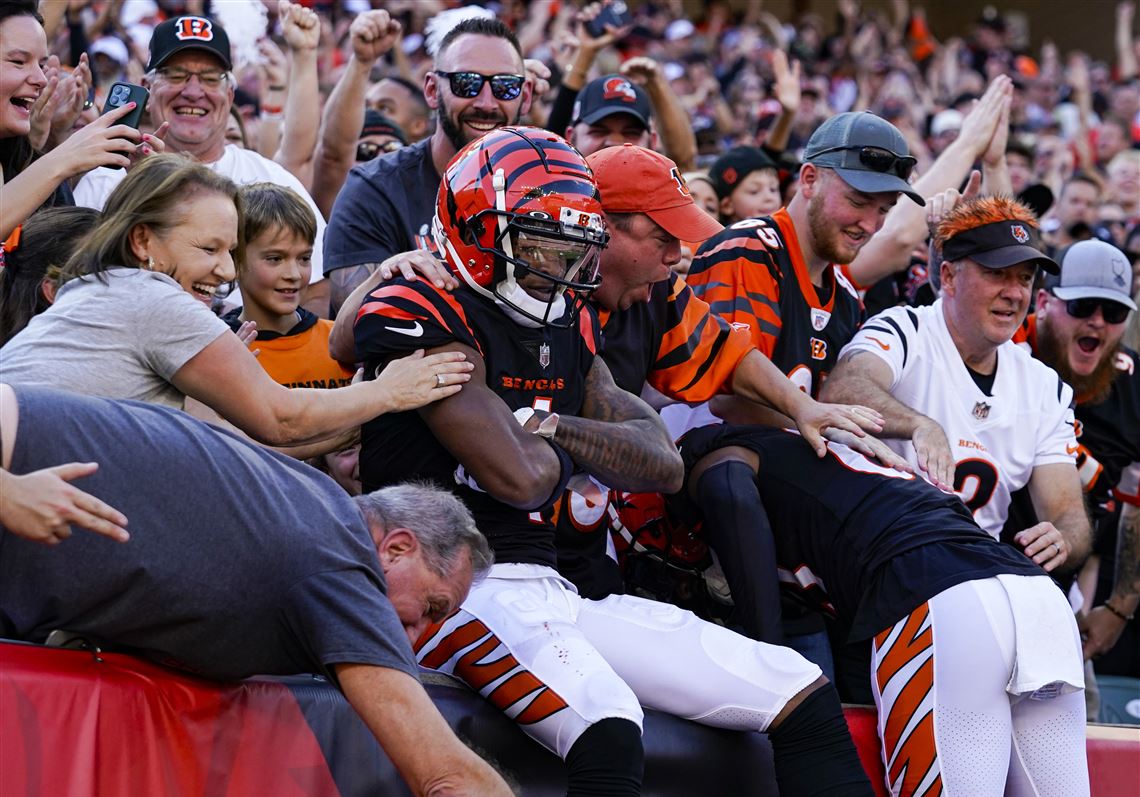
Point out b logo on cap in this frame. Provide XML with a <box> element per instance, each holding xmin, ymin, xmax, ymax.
<box><xmin>1010</xmin><ymin>223</ymin><xmax>1029</xmax><ymax>244</ymax></box>
<box><xmin>602</xmin><ymin>77</ymin><xmax>636</xmax><ymax>102</ymax></box>
<box><xmin>175</xmin><ymin>17</ymin><xmax>214</xmax><ymax>41</ymax></box>
<box><xmin>670</xmin><ymin>167</ymin><xmax>691</xmax><ymax>198</ymax></box>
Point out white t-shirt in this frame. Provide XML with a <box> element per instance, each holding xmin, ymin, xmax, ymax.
<box><xmin>839</xmin><ymin>300</ymin><xmax>1077</xmax><ymax>537</ymax></box>
<box><xmin>0</xmin><ymin>268</ymin><xmax>230</xmax><ymax>409</ymax></box>
<box><xmin>74</xmin><ymin>145</ymin><xmax>326</xmax><ymax>304</ymax></box>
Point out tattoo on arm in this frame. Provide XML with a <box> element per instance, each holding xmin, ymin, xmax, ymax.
<box><xmin>329</xmin><ymin>262</ymin><xmax>383</xmax><ymax>314</ymax></box>
<box><xmin>552</xmin><ymin>358</ymin><xmax>682</xmax><ymax>493</ymax></box>
<box><xmin>1113</xmin><ymin>504</ymin><xmax>1140</xmax><ymax>603</ymax></box>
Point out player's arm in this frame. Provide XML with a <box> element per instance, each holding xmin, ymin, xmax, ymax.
<box><xmin>535</xmin><ymin>356</ymin><xmax>683</xmax><ymax>494</ymax></box>
<box><xmin>1081</xmin><ymin>501</ymin><xmax>1140</xmax><ymax>659</ymax></box>
<box><xmin>335</xmin><ymin>663</ymin><xmax>514</xmax><ymax>796</ymax></box>
<box><xmin>1016</xmin><ymin>462</ymin><xmax>1092</xmax><ymax>573</ymax></box>
<box><xmin>822</xmin><ymin>350</ymin><xmax>955</xmax><ymax>490</ymax></box>
<box><xmin>330</xmin><ymin>252</ymin><xmax>459</xmax><ymax>365</ymax></box>
<box><xmin>417</xmin><ymin>342</ymin><xmax>568</xmax><ymax>510</ymax></box>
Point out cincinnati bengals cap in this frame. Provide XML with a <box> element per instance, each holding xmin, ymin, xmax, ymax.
<box><xmin>709</xmin><ymin>146</ymin><xmax>778</xmax><ymax>200</ymax></box>
<box><xmin>146</xmin><ymin>16</ymin><xmax>233</xmax><ymax>72</ymax></box>
<box><xmin>588</xmin><ymin>144</ymin><xmax>723</xmax><ymax>242</ymax></box>
<box><xmin>572</xmin><ymin>75</ymin><xmax>652</xmax><ymax>128</ymax></box>
<box><xmin>1045</xmin><ymin>240</ymin><xmax>1136</xmax><ymax>309</ymax></box>
<box><xmin>942</xmin><ymin>219</ymin><xmax>1059</xmax><ymax>274</ymax></box>
<box><xmin>803</xmin><ymin>111</ymin><xmax>924</xmax><ymax>205</ymax></box>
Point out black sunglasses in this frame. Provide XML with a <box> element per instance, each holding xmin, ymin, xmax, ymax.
<box><xmin>1056</xmin><ymin>293</ymin><xmax>1131</xmax><ymax>324</ymax></box>
<box><xmin>811</xmin><ymin>145</ymin><xmax>917</xmax><ymax>181</ymax></box>
<box><xmin>356</xmin><ymin>140</ymin><xmax>403</xmax><ymax>162</ymax></box>
<box><xmin>434</xmin><ymin>70</ymin><xmax>524</xmax><ymax>100</ymax></box>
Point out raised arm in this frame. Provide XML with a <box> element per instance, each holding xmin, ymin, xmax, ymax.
<box><xmin>336</xmin><ymin>664</ymin><xmax>514</xmax><ymax>797</ymax></box>
<box><xmin>311</xmin><ymin>10</ymin><xmax>403</xmax><ymax>218</ymax></box>
<box><xmin>620</xmin><ymin>57</ymin><xmax>697</xmax><ymax>171</ymax></box>
<box><xmin>821</xmin><ymin>350</ymin><xmax>955</xmax><ymax>489</ymax></box>
<box><xmin>273</xmin><ymin>0</ymin><xmax>322</xmax><ymax>188</ymax></box>
<box><xmin>1118</xmin><ymin>2</ymin><xmax>1138</xmax><ymax>80</ymax></box>
<box><xmin>535</xmin><ymin>356</ymin><xmax>683</xmax><ymax>494</ymax></box>
<box><xmin>1018</xmin><ymin>462</ymin><xmax>1092</xmax><ymax>573</ymax></box>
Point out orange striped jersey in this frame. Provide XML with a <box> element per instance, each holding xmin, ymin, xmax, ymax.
<box><xmin>353</xmin><ymin>278</ymin><xmax>601</xmax><ymax>568</ymax></box>
<box><xmin>599</xmin><ymin>272</ymin><xmax>754</xmax><ymax>402</ymax></box>
<box><xmin>685</xmin><ymin>208</ymin><xmax>863</xmax><ymax>398</ymax></box>
<box><xmin>223</xmin><ymin>309</ymin><xmax>354</xmax><ymax>389</ymax></box>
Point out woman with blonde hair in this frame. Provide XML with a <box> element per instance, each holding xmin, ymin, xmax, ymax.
<box><xmin>0</xmin><ymin>154</ymin><xmax>471</xmax><ymax>445</ymax></box>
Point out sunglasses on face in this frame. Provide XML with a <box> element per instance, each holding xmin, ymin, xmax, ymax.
<box><xmin>356</xmin><ymin>140</ymin><xmax>404</xmax><ymax>162</ymax></box>
<box><xmin>1056</xmin><ymin>293</ymin><xmax>1131</xmax><ymax>324</ymax></box>
<box><xmin>812</xmin><ymin>145</ymin><xmax>917</xmax><ymax>181</ymax></box>
<box><xmin>434</xmin><ymin>70</ymin><xmax>525</xmax><ymax>101</ymax></box>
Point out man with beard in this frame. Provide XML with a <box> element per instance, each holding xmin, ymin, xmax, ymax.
<box><xmin>673</xmin><ymin>113</ymin><xmax>924</xmax><ymax>662</ymax></box>
<box><xmin>324</xmin><ymin>17</ymin><xmax>531</xmax><ymax>315</ymax></box>
<box><xmin>1011</xmin><ymin>240</ymin><xmax>1139</xmax><ymax>668</ymax></box>
<box><xmin>822</xmin><ymin>197</ymin><xmax>1091</xmax><ymax>574</ymax></box>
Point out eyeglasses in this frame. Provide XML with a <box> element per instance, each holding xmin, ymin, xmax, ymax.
<box><xmin>434</xmin><ymin>70</ymin><xmax>524</xmax><ymax>100</ymax></box>
<box><xmin>1055</xmin><ymin>293</ymin><xmax>1131</xmax><ymax>324</ymax></box>
<box><xmin>811</xmin><ymin>145</ymin><xmax>917</xmax><ymax>181</ymax></box>
<box><xmin>356</xmin><ymin>140</ymin><xmax>404</xmax><ymax>162</ymax></box>
<box><xmin>154</xmin><ymin>67</ymin><xmax>230</xmax><ymax>89</ymax></box>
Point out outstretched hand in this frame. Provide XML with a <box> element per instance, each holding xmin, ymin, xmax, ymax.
<box><xmin>791</xmin><ymin>396</ymin><xmax>884</xmax><ymax>458</ymax></box>
<box><xmin>373</xmin><ymin>349</ymin><xmax>475</xmax><ymax>412</ymax></box>
<box><xmin>0</xmin><ymin>464</ymin><xmax>129</xmax><ymax>545</ymax></box>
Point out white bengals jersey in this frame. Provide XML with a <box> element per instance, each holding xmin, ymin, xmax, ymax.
<box><xmin>840</xmin><ymin>300</ymin><xmax>1077</xmax><ymax>538</ymax></box>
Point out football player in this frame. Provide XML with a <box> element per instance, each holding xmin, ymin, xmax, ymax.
<box><xmin>352</xmin><ymin>127</ymin><xmax>873</xmax><ymax>797</ymax></box>
<box><xmin>675</xmin><ymin>424</ymin><xmax>1089</xmax><ymax>797</ymax></box>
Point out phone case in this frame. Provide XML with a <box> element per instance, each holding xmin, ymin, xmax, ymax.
<box><xmin>103</xmin><ymin>82</ymin><xmax>149</xmax><ymax>129</ymax></box>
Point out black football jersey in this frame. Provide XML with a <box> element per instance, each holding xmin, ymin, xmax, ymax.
<box><xmin>354</xmin><ymin>278</ymin><xmax>601</xmax><ymax>567</ymax></box>
<box><xmin>678</xmin><ymin>424</ymin><xmax>1045</xmax><ymax>640</ymax></box>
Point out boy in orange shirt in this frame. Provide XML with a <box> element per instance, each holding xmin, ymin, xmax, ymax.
<box><xmin>225</xmin><ymin>183</ymin><xmax>355</xmax><ymax>389</ymax></box>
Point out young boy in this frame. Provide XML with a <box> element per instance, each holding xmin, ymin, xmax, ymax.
<box><xmin>709</xmin><ymin>146</ymin><xmax>783</xmax><ymax>223</ymax></box>
<box><xmin>225</xmin><ymin>183</ymin><xmax>355</xmax><ymax>389</ymax></box>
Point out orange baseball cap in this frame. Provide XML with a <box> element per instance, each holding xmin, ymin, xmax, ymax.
<box><xmin>587</xmin><ymin>144</ymin><xmax>724</xmax><ymax>242</ymax></box>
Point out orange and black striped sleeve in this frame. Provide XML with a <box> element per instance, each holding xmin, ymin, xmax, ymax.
<box><xmin>354</xmin><ymin>278</ymin><xmax>482</xmax><ymax>362</ymax></box>
<box><xmin>647</xmin><ymin>273</ymin><xmax>755</xmax><ymax>403</ymax></box>
<box><xmin>685</xmin><ymin>226</ymin><xmax>784</xmax><ymax>358</ymax></box>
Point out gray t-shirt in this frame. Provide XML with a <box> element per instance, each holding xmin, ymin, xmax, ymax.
<box><xmin>0</xmin><ymin>386</ymin><xmax>418</xmax><ymax>684</ymax></box>
<box><xmin>0</xmin><ymin>268</ymin><xmax>229</xmax><ymax>408</ymax></box>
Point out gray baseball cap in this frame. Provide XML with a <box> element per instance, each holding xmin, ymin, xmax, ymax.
<box><xmin>803</xmin><ymin>112</ymin><xmax>924</xmax><ymax>205</ymax></box>
<box><xmin>1048</xmin><ymin>240</ymin><xmax>1137</xmax><ymax>310</ymax></box>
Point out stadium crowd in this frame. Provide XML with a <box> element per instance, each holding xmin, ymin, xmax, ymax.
<box><xmin>1</xmin><ymin>0</ymin><xmax>1138</xmax><ymax>794</ymax></box>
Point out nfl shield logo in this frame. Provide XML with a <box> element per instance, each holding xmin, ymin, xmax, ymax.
<box><xmin>1010</xmin><ymin>224</ymin><xmax>1029</xmax><ymax>243</ymax></box>
<box><xmin>973</xmin><ymin>401</ymin><xmax>991</xmax><ymax>420</ymax></box>
<box><xmin>810</xmin><ymin>308</ymin><xmax>831</xmax><ymax>331</ymax></box>
<box><xmin>539</xmin><ymin>343</ymin><xmax>550</xmax><ymax>369</ymax></box>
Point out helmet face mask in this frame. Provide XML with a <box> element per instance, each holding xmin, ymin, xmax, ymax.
<box><xmin>433</xmin><ymin>126</ymin><xmax>609</xmax><ymax>328</ymax></box>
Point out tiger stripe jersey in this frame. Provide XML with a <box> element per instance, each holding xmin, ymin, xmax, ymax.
<box><xmin>600</xmin><ymin>272</ymin><xmax>754</xmax><ymax>401</ymax></box>
<box><xmin>685</xmin><ymin>208</ymin><xmax>863</xmax><ymax>398</ymax></box>
<box><xmin>353</xmin><ymin>277</ymin><xmax>601</xmax><ymax>567</ymax></box>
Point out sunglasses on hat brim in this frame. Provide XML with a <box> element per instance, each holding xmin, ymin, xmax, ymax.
<box><xmin>810</xmin><ymin>145</ymin><xmax>917</xmax><ymax>181</ymax></box>
<box><xmin>434</xmin><ymin>71</ymin><xmax>525</xmax><ymax>101</ymax></box>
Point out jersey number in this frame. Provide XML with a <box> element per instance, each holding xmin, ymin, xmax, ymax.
<box><xmin>953</xmin><ymin>458</ymin><xmax>999</xmax><ymax>513</ymax></box>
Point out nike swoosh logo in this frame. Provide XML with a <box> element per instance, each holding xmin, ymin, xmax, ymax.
<box><xmin>866</xmin><ymin>336</ymin><xmax>890</xmax><ymax>351</ymax></box>
<box><xmin>385</xmin><ymin>321</ymin><xmax>424</xmax><ymax>337</ymax></box>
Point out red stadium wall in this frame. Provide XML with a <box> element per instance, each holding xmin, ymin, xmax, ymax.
<box><xmin>1</xmin><ymin>641</ymin><xmax>1136</xmax><ymax>796</ymax></box>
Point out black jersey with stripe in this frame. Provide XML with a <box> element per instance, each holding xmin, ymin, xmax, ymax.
<box><xmin>354</xmin><ymin>278</ymin><xmax>601</xmax><ymax>567</ymax></box>
<box><xmin>677</xmin><ymin>424</ymin><xmax>1045</xmax><ymax>640</ymax></box>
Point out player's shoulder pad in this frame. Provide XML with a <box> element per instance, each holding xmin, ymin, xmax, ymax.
<box><xmin>355</xmin><ymin>277</ymin><xmax>480</xmax><ymax>353</ymax></box>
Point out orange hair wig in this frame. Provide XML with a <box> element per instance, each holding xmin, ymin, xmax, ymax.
<box><xmin>934</xmin><ymin>195</ymin><xmax>1039</xmax><ymax>251</ymax></box>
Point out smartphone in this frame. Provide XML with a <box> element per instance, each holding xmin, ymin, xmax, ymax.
<box><xmin>586</xmin><ymin>0</ymin><xmax>632</xmax><ymax>38</ymax></box>
<box><xmin>103</xmin><ymin>81</ymin><xmax>149</xmax><ymax>128</ymax></box>
<box><xmin>101</xmin><ymin>82</ymin><xmax>149</xmax><ymax>169</ymax></box>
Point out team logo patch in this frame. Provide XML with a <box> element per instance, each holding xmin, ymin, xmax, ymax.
<box><xmin>670</xmin><ymin>167</ymin><xmax>691</xmax><ymax>197</ymax></box>
<box><xmin>175</xmin><ymin>16</ymin><xmax>214</xmax><ymax>41</ymax></box>
<box><xmin>722</xmin><ymin>166</ymin><xmax>738</xmax><ymax>186</ymax></box>
<box><xmin>972</xmin><ymin>401</ymin><xmax>991</xmax><ymax>420</ymax></box>
<box><xmin>810</xmin><ymin>338</ymin><xmax>827</xmax><ymax>361</ymax></box>
<box><xmin>602</xmin><ymin>77</ymin><xmax>636</xmax><ymax>102</ymax></box>
<box><xmin>1112</xmin><ymin>258</ymin><xmax>1128</xmax><ymax>288</ymax></box>
<box><xmin>810</xmin><ymin>308</ymin><xmax>831</xmax><ymax>331</ymax></box>
<box><xmin>1010</xmin><ymin>223</ymin><xmax>1029</xmax><ymax>244</ymax></box>
<box><xmin>538</xmin><ymin>343</ymin><xmax>550</xmax><ymax>369</ymax></box>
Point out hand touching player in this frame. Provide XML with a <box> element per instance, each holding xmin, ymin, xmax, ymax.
<box><xmin>1014</xmin><ymin>521</ymin><xmax>1071</xmax><ymax>572</ymax></box>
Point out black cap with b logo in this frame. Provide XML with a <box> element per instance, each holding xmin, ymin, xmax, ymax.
<box><xmin>146</xmin><ymin>16</ymin><xmax>233</xmax><ymax>73</ymax></box>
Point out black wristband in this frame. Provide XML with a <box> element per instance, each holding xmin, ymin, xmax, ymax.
<box><xmin>535</xmin><ymin>439</ymin><xmax>575</xmax><ymax>512</ymax></box>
